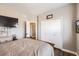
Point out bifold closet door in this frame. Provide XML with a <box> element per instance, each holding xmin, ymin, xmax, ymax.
<box><xmin>40</xmin><ymin>19</ymin><xmax>63</xmax><ymax>48</ymax></box>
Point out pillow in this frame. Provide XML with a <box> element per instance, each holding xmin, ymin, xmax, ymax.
<box><xmin>0</xmin><ymin>36</ymin><xmax>13</xmax><ymax>43</ymax></box>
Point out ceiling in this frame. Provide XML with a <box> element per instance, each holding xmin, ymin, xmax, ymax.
<box><xmin>0</xmin><ymin>3</ymin><xmax>70</xmax><ymax>16</ymax></box>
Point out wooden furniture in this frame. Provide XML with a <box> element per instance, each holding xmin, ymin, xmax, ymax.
<box><xmin>54</xmin><ymin>47</ymin><xmax>78</xmax><ymax>56</ymax></box>
<box><xmin>45</xmin><ymin>41</ymin><xmax>78</xmax><ymax>56</ymax></box>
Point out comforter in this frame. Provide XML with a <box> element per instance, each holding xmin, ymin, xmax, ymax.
<box><xmin>0</xmin><ymin>38</ymin><xmax>54</xmax><ymax>56</ymax></box>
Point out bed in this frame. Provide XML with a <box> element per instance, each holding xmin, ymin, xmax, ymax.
<box><xmin>0</xmin><ymin>38</ymin><xmax>54</xmax><ymax>56</ymax></box>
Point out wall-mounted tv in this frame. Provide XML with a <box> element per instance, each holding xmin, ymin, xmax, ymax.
<box><xmin>0</xmin><ymin>15</ymin><xmax>18</xmax><ymax>27</ymax></box>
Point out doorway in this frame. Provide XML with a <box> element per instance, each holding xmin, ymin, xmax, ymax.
<box><xmin>30</xmin><ymin>23</ymin><xmax>36</xmax><ymax>39</ymax></box>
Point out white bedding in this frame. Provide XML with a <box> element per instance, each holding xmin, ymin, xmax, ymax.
<box><xmin>0</xmin><ymin>38</ymin><xmax>54</xmax><ymax>56</ymax></box>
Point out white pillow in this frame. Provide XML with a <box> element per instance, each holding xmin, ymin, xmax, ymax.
<box><xmin>0</xmin><ymin>36</ymin><xmax>13</xmax><ymax>43</ymax></box>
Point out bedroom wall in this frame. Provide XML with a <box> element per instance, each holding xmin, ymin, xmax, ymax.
<box><xmin>76</xmin><ymin>3</ymin><xmax>79</xmax><ymax>55</ymax></box>
<box><xmin>0</xmin><ymin>5</ymin><xmax>28</xmax><ymax>39</ymax></box>
<box><xmin>37</xmin><ymin>4</ymin><xmax>76</xmax><ymax>51</ymax></box>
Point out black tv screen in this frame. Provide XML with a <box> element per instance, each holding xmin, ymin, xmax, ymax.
<box><xmin>0</xmin><ymin>15</ymin><xmax>18</xmax><ymax>27</ymax></box>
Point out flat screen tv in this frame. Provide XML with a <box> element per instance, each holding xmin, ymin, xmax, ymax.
<box><xmin>0</xmin><ymin>15</ymin><xmax>18</xmax><ymax>27</ymax></box>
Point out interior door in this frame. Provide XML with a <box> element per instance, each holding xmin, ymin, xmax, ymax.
<box><xmin>30</xmin><ymin>23</ymin><xmax>36</xmax><ymax>39</ymax></box>
<box><xmin>40</xmin><ymin>19</ymin><xmax>63</xmax><ymax>48</ymax></box>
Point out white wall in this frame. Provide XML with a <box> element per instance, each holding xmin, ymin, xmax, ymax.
<box><xmin>77</xmin><ymin>3</ymin><xmax>79</xmax><ymax>54</ymax></box>
<box><xmin>37</xmin><ymin>4</ymin><xmax>76</xmax><ymax>51</ymax></box>
<box><xmin>0</xmin><ymin>5</ymin><xmax>28</xmax><ymax>39</ymax></box>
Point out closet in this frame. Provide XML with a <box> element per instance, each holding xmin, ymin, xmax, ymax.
<box><xmin>40</xmin><ymin>19</ymin><xmax>63</xmax><ymax>48</ymax></box>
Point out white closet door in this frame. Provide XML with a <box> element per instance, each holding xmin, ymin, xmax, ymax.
<box><xmin>40</xmin><ymin>19</ymin><xmax>63</xmax><ymax>48</ymax></box>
